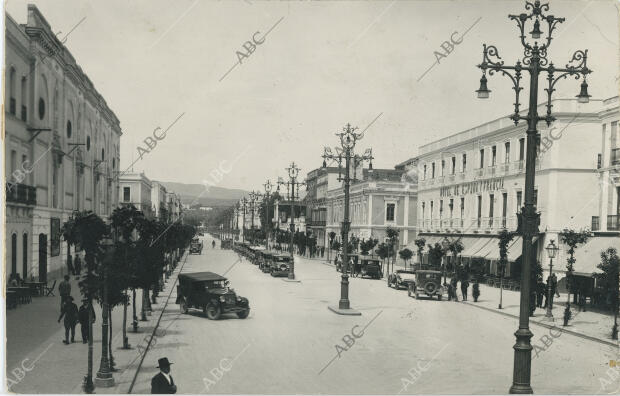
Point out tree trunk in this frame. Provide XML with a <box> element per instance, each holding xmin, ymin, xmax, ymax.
<box><xmin>109</xmin><ymin>305</ymin><xmax>115</xmax><ymax>370</ymax></box>
<box><xmin>84</xmin><ymin>298</ymin><xmax>94</xmax><ymax>393</ymax></box>
<box><xmin>132</xmin><ymin>289</ymin><xmax>139</xmax><ymax>330</ymax></box>
<box><xmin>122</xmin><ymin>289</ymin><xmax>129</xmax><ymax>347</ymax></box>
<box><xmin>140</xmin><ymin>288</ymin><xmax>147</xmax><ymax>321</ymax></box>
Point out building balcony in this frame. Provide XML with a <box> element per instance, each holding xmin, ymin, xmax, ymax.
<box><xmin>592</xmin><ymin>216</ymin><xmax>600</xmax><ymax>231</ymax></box>
<box><xmin>6</xmin><ymin>182</ymin><xmax>36</xmax><ymax>205</ymax></box>
<box><xmin>307</xmin><ymin>219</ymin><xmax>326</xmax><ymax>227</ymax></box>
<box><xmin>607</xmin><ymin>214</ymin><xmax>619</xmax><ymax>231</ymax></box>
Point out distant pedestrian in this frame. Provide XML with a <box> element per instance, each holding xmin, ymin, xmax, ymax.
<box><xmin>450</xmin><ymin>278</ymin><xmax>459</xmax><ymax>302</ymax></box>
<box><xmin>543</xmin><ymin>281</ymin><xmax>550</xmax><ymax>308</ymax></box>
<box><xmin>74</xmin><ymin>254</ymin><xmax>82</xmax><ymax>276</ymax></box>
<box><xmin>536</xmin><ymin>280</ymin><xmax>545</xmax><ymax>308</ymax></box>
<box><xmin>59</xmin><ymin>275</ymin><xmax>72</xmax><ymax>310</ymax></box>
<box><xmin>67</xmin><ymin>254</ymin><xmax>74</xmax><ymax>276</ymax></box>
<box><xmin>446</xmin><ymin>282</ymin><xmax>454</xmax><ymax>301</ymax></box>
<box><xmin>58</xmin><ymin>296</ymin><xmax>78</xmax><ymax>344</ymax></box>
<box><xmin>78</xmin><ymin>301</ymin><xmax>96</xmax><ymax>343</ymax></box>
<box><xmin>212</xmin><ymin>240</ymin><xmax>216</xmax><ymax>249</ymax></box>
<box><xmin>472</xmin><ymin>282</ymin><xmax>480</xmax><ymax>302</ymax></box>
<box><xmin>461</xmin><ymin>279</ymin><xmax>469</xmax><ymax>301</ymax></box>
<box><xmin>151</xmin><ymin>357</ymin><xmax>177</xmax><ymax>394</ymax></box>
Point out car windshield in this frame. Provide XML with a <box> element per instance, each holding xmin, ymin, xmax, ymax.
<box><xmin>205</xmin><ymin>280</ymin><xmax>228</xmax><ymax>291</ymax></box>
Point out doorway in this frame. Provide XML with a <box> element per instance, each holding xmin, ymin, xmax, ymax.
<box><xmin>38</xmin><ymin>233</ymin><xmax>47</xmax><ymax>282</ymax></box>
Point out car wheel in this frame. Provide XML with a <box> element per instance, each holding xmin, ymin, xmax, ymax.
<box><xmin>205</xmin><ymin>304</ymin><xmax>221</xmax><ymax>320</ymax></box>
<box><xmin>179</xmin><ymin>299</ymin><xmax>188</xmax><ymax>314</ymax></box>
<box><xmin>237</xmin><ymin>308</ymin><xmax>250</xmax><ymax>319</ymax></box>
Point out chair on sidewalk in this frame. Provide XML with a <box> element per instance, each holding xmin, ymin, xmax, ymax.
<box><xmin>45</xmin><ymin>280</ymin><xmax>57</xmax><ymax>296</ymax></box>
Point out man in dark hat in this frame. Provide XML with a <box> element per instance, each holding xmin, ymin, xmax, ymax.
<box><xmin>78</xmin><ymin>300</ymin><xmax>96</xmax><ymax>343</ymax></box>
<box><xmin>58</xmin><ymin>296</ymin><xmax>78</xmax><ymax>344</ymax></box>
<box><xmin>151</xmin><ymin>357</ymin><xmax>177</xmax><ymax>394</ymax></box>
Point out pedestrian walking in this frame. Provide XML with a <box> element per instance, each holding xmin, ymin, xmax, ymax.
<box><xmin>151</xmin><ymin>357</ymin><xmax>177</xmax><ymax>394</ymax></box>
<box><xmin>543</xmin><ymin>280</ymin><xmax>550</xmax><ymax>308</ymax></box>
<box><xmin>212</xmin><ymin>240</ymin><xmax>216</xmax><ymax>249</ymax></box>
<box><xmin>78</xmin><ymin>301</ymin><xmax>96</xmax><ymax>343</ymax></box>
<box><xmin>472</xmin><ymin>282</ymin><xmax>480</xmax><ymax>302</ymax></box>
<box><xmin>536</xmin><ymin>280</ymin><xmax>545</xmax><ymax>307</ymax></box>
<box><xmin>461</xmin><ymin>279</ymin><xmax>469</xmax><ymax>301</ymax></box>
<box><xmin>58</xmin><ymin>296</ymin><xmax>78</xmax><ymax>344</ymax></box>
<box><xmin>67</xmin><ymin>253</ymin><xmax>74</xmax><ymax>276</ymax></box>
<box><xmin>74</xmin><ymin>254</ymin><xmax>82</xmax><ymax>276</ymax></box>
<box><xmin>59</xmin><ymin>275</ymin><xmax>72</xmax><ymax>311</ymax></box>
<box><xmin>450</xmin><ymin>278</ymin><xmax>459</xmax><ymax>302</ymax></box>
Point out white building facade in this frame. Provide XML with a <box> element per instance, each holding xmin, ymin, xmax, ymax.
<box><xmin>416</xmin><ymin>97</ymin><xmax>619</xmax><ymax>283</ymax></box>
<box><xmin>5</xmin><ymin>6</ymin><xmax>121</xmax><ymax>281</ymax></box>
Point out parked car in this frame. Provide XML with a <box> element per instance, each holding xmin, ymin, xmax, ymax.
<box><xmin>176</xmin><ymin>272</ymin><xmax>250</xmax><ymax>319</ymax></box>
<box><xmin>270</xmin><ymin>254</ymin><xmax>292</xmax><ymax>277</ymax></box>
<box><xmin>259</xmin><ymin>251</ymin><xmax>275</xmax><ymax>272</ymax></box>
<box><xmin>409</xmin><ymin>270</ymin><xmax>444</xmax><ymax>300</ymax></box>
<box><xmin>388</xmin><ymin>269</ymin><xmax>416</xmax><ymax>289</ymax></box>
<box><xmin>359</xmin><ymin>256</ymin><xmax>383</xmax><ymax>279</ymax></box>
<box><xmin>189</xmin><ymin>238</ymin><xmax>203</xmax><ymax>254</ymax></box>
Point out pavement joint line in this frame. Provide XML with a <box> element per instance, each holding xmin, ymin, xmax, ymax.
<box><xmin>127</xmin><ymin>252</ymin><xmax>189</xmax><ymax>394</ymax></box>
<box><xmin>462</xmin><ymin>300</ymin><xmax>618</xmax><ymax>348</ymax></box>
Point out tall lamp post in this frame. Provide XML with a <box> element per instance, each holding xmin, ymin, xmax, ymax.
<box><xmin>277</xmin><ymin>162</ymin><xmax>306</xmax><ymax>280</ymax></box>
<box><xmin>441</xmin><ymin>237</ymin><xmax>450</xmax><ymax>285</ymax></box>
<box><xmin>241</xmin><ymin>198</ymin><xmax>247</xmax><ymax>244</ymax></box>
<box><xmin>263</xmin><ymin>180</ymin><xmax>273</xmax><ymax>250</ymax></box>
<box><xmin>544</xmin><ymin>239</ymin><xmax>559</xmax><ymax>321</ymax></box>
<box><xmin>476</xmin><ymin>1</ymin><xmax>591</xmax><ymax>393</ymax></box>
<box><xmin>95</xmin><ymin>236</ymin><xmax>115</xmax><ymax>388</ymax></box>
<box><xmin>323</xmin><ymin>123</ymin><xmax>373</xmax><ymax>315</ymax></box>
<box><xmin>249</xmin><ymin>191</ymin><xmax>262</xmax><ymax>244</ymax></box>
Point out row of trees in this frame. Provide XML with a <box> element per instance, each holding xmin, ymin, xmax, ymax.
<box><xmin>61</xmin><ymin>205</ymin><xmax>195</xmax><ymax>393</ymax></box>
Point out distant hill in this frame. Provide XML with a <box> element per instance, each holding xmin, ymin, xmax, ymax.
<box><xmin>158</xmin><ymin>181</ymin><xmax>248</xmax><ymax>207</ymax></box>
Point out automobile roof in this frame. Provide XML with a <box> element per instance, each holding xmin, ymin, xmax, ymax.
<box><xmin>178</xmin><ymin>272</ymin><xmax>227</xmax><ymax>282</ymax></box>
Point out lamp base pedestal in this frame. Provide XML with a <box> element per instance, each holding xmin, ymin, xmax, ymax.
<box><xmin>328</xmin><ymin>305</ymin><xmax>361</xmax><ymax>316</ymax></box>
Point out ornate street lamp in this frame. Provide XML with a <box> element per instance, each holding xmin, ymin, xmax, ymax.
<box><xmin>263</xmin><ymin>180</ymin><xmax>273</xmax><ymax>250</ymax></box>
<box><xmin>476</xmin><ymin>1</ymin><xmax>591</xmax><ymax>393</ymax></box>
<box><xmin>95</xmin><ymin>236</ymin><xmax>115</xmax><ymax>388</ymax></box>
<box><xmin>323</xmin><ymin>123</ymin><xmax>373</xmax><ymax>315</ymax></box>
<box><xmin>277</xmin><ymin>162</ymin><xmax>306</xmax><ymax>280</ymax></box>
<box><xmin>543</xmin><ymin>239</ymin><xmax>559</xmax><ymax>321</ymax></box>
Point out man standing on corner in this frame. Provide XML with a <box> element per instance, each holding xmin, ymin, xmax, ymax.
<box><xmin>58</xmin><ymin>275</ymin><xmax>71</xmax><ymax>311</ymax></box>
<box><xmin>151</xmin><ymin>357</ymin><xmax>177</xmax><ymax>394</ymax></box>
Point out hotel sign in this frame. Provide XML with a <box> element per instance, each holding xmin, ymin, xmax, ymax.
<box><xmin>440</xmin><ymin>177</ymin><xmax>504</xmax><ymax>197</ymax></box>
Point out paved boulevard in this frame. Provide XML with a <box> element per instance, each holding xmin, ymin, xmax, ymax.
<box><xmin>131</xmin><ymin>235</ymin><xmax>618</xmax><ymax>394</ymax></box>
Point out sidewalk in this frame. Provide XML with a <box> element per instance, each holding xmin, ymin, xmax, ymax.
<box><xmin>6</xmin><ymin>253</ymin><xmax>188</xmax><ymax>394</ymax></box>
<box><xmin>457</xmin><ymin>281</ymin><xmax>618</xmax><ymax>346</ymax></box>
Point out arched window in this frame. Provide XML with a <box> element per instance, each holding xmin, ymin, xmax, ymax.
<box><xmin>38</xmin><ymin>97</ymin><xmax>45</xmax><ymax>120</ymax></box>
<box><xmin>9</xmin><ymin>68</ymin><xmax>16</xmax><ymax>115</ymax></box>
<box><xmin>20</xmin><ymin>77</ymin><xmax>27</xmax><ymax>121</ymax></box>
<box><xmin>22</xmin><ymin>233</ymin><xmax>28</xmax><ymax>278</ymax></box>
<box><xmin>11</xmin><ymin>233</ymin><xmax>17</xmax><ymax>276</ymax></box>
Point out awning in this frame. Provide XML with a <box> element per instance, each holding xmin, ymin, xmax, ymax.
<box><xmin>461</xmin><ymin>238</ymin><xmax>493</xmax><ymax>257</ymax></box>
<box><xmin>570</xmin><ymin>236</ymin><xmax>618</xmax><ymax>274</ymax></box>
<box><xmin>484</xmin><ymin>236</ymin><xmax>523</xmax><ymax>262</ymax></box>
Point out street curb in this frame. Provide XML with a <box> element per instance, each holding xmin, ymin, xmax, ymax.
<box><xmin>126</xmin><ymin>252</ymin><xmax>189</xmax><ymax>394</ymax></box>
<box><xmin>462</xmin><ymin>301</ymin><xmax>618</xmax><ymax>348</ymax></box>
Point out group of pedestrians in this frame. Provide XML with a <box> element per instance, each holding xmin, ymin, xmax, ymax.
<box><xmin>446</xmin><ymin>278</ymin><xmax>470</xmax><ymax>301</ymax></box>
<box><xmin>535</xmin><ymin>273</ymin><xmax>560</xmax><ymax>309</ymax></box>
<box><xmin>57</xmin><ymin>275</ymin><xmax>95</xmax><ymax>345</ymax></box>
<box><xmin>65</xmin><ymin>253</ymin><xmax>83</xmax><ymax>278</ymax></box>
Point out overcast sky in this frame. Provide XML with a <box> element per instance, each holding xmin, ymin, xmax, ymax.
<box><xmin>6</xmin><ymin>0</ymin><xmax>618</xmax><ymax>191</ymax></box>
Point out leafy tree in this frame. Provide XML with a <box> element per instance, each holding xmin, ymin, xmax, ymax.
<box><xmin>595</xmin><ymin>248</ymin><xmax>619</xmax><ymax>338</ymax></box>
<box><xmin>399</xmin><ymin>248</ymin><xmax>414</xmax><ymax>269</ymax></box>
<box><xmin>360</xmin><ymin>238</ymin><xmax>378</xmax><ymax>255</ymax></box>
<box><xmin>376</xmin><ymin>242</ymin><xmax>390</xmax><ymax>274</ymax></box>
<box><xmin>427</xmin><ymin>243</ymin><xmax>445</xmax><ymax>269</ymax></box>
<box><xmin>559</xmin><ymin>228</ymin><xmax>591</xmax><ymax>325</ymax></box>
<box><xmin>446</xmin><ymin>239</ymin><xmax>465</xmax><ymax>274</ymax></box>
<box><xmin>385</xmin><ymin>227</ymin><xmax>400</xmax><ymax>278</ymax></box>
<box><xmin>61</xmin><ymin>211</ymin><xmax>108</xmax><ymax>393</ymax></box>
<box><xmin>414</xmin><ymin>237</ymin><xmax>426</xmax><ymax>269</ymax></box>
<box><xmin>497</xmin><ymin>229</ymin><xmax>515</xmax><ymax>309</ymax></box>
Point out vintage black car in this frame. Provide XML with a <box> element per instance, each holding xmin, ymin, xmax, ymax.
<box><xmin>270</xmin><ymin>254</ymin><xmax>292</xmax><ymax>277</ymax></box>
<box><xmin>358</xmin><ymin>256</ymin><xmax>383</xmax><ymax>279</ymax></box>
<box><xmin>388</xmin><ymin>269</ymin><xmax>416</xmax><ymax>289</ymax></box>
<box><xmin>176</xmin><ymin>272</ymin><xmax>250</xmax><ymax>319</ymax></box>
<box><xmin>409</xmin><ymin>270</ymin><xmax>444</xmax><ymax>300</ymax></box>
<box><xmin>189</xmin><ymin>238</ymin><xmax>203</xmax><ymax>254</ymax></box>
